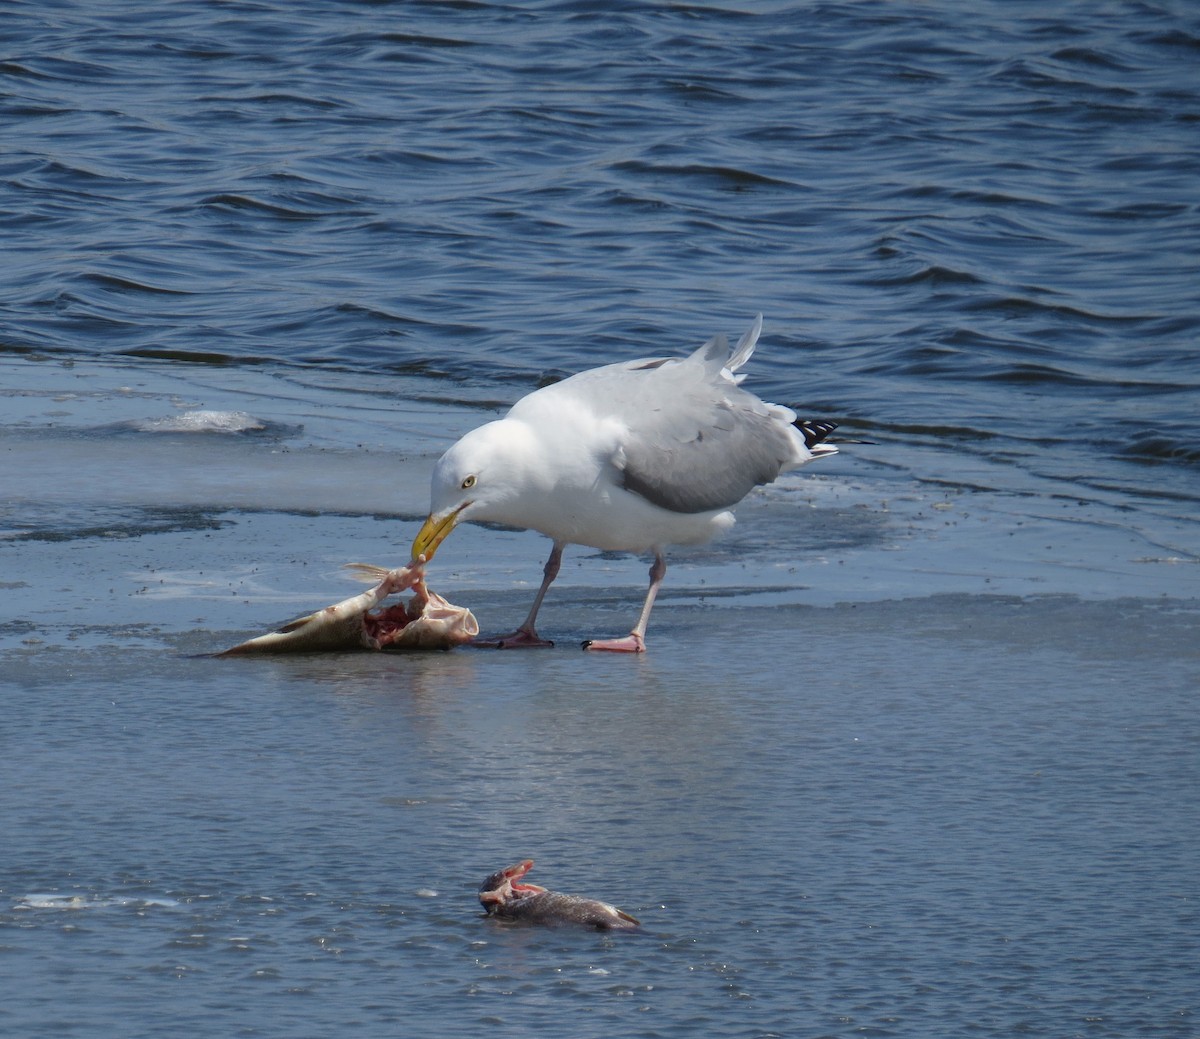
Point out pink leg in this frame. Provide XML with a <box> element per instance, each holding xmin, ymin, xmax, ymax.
<box><xmin>473</xmin><ymin>542</ymin><xmax>563</xmax><ymax>649</ymax></box>
<box><xmin>583</xmin><ymin>553</ymin><xmax>666</xmax><ymax>654</ymax></box>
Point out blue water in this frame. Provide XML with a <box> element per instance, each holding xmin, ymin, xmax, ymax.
<box><xmin>2</xmin><ymin>2</ymin><xmax>1199</xmax><ymax>1036</ymax></box>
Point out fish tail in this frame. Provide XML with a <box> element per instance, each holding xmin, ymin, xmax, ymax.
<box><xmin>344</xmin><ymin>562</ymin><xmax>392</xmax><ymax>584</ymax></box>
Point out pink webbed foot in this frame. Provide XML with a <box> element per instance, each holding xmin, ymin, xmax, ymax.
<box><xmin>473</xmin><ymin>628</ymin><xmax>555</xmax><ymax>649</ymax></box>
<box><xmin>581</xmin><ymin>633</ymin><xmax>646</xmax><ymax>653</ymax></box>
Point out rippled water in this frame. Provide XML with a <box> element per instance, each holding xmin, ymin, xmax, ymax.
<box><xmin>6</xmin><ymin>3</ymin><xmax>1199</xmax><ymax>453</ymax></box>
<box><xmin>2</xmin><ymin>2</ymin><xmax>1198</xmax><ymax>1036</ymax></box>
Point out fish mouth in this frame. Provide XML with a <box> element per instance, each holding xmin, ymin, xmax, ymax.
<box><xmin>479</xmin><ymin>859</ymin><xmax>547</xmax><ymax>908</ymax></box>
<box><xmin>411</xmin><ymin>503</ymin><xmax>469</xmax><ymax>561</ymax></box>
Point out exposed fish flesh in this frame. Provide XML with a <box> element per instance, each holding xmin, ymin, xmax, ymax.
<box><xmin>478</xmin><ymin>859</ymin><xmax>640</xmax><ymax>931</ymax></box>
<box><xmin>220</xmin><ymin>562</ymin><xmax>478</xmax><ymax>655</ymax></box>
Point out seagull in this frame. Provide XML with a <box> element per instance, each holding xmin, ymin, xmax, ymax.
<box><xmin>411</xmin><ymin>315</ymin><xmax>838</xmax><ymax>652</ymax></box>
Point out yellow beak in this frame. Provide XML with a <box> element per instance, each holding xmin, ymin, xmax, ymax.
<box><xmin>411</xmin><ymin>507</ymin><xmax>463</xmax><ymax>561</ymax></box>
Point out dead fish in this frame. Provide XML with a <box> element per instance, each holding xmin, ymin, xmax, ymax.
<box><xmin>220</xmin><ymin>562</ymin><xmax>478</xmax><ymax>655</ymax></box>
<box><xmin>478</xmin><ymin>859</ymin><xmax>640</xmax><ymax>931</ymax></box>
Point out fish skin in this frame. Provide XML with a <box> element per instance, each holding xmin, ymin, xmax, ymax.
<box><xmin>490</xmin><ymin>890</ymin><xmax>641</xmax><ymax>931</ymax></box>
<box><xmin>478</xmin><ymin>859</ymin><xmax>640</xmax><ymax>931</ymax></box>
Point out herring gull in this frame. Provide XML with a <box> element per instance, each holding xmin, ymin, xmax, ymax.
<box><xmin>411</xmin><ymin>315</ymin><xmax>838</xmax><ymax>652</ymax></box>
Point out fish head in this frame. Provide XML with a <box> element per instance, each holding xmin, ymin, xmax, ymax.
<box><xmin>478</xmin><ymin>859</ymin><xmax>547</xmax><ymax>911</ymax></box>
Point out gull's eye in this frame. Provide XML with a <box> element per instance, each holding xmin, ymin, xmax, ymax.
<box><xmin>461</xmin><ymin>474</ymin><xmax>477</xmax><ymax>490</ymax></box>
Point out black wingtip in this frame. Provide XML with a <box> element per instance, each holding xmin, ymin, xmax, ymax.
<box><xmin>795</xmin><ymin>419</ymin><xmax>838</xmax><ymax>449</ymax></box>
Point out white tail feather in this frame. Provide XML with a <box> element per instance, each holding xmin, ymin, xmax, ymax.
<box><xmin>725</xmin><ymin>313</ymin><xmax>762</xmax><ymax>374</ymax></box>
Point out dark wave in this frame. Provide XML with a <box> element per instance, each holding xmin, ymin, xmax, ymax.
<box><xmin>609</xmin><ymin>160</ymin><xmax>798</xmax><ymax>190</ymax></box>
<box><xmin>80</xmin><ymin>273</ymin><xmax>195</xmax><ymax>297</ymax></box>
<box><xmin>866</xmin><ymin>264</ymin><xmax>987</xmax><ymax>289</ymax></box>
<box><xmin>196</xmin><ymin>193</ymin><xmax>335</xmax><ymax>220</ymax></box>
<box><xmin>963</xmin><ymin>295</ymin><xmax>1154</xmax><ymax>327</ymax></box>
<box><xmin>975</xmin><ymin>362</ymin><xmax>1101</xmax><ymax>388</ymax></box>
<box><xmin>365</xmin><ymin>31</ymin><xmax>478</xmax><ymax>50</ymax></box>
<box><xmin>1117</xmin><ymin>431</ymin><xmax>1200</xmax><ymax>466</ymax></box>
<box><xmin>0</xmin><ymin>60</ymin><xmax>54</xmax><ymax>81</ymax></box>
<box><xmin>1050</xmin><ymin>46</ymin><xmax>1137</xmax><ymax>72</ymax></box>
<box><xmin>117</xmin><ymin>347</ymin><xmax>250</xmax><ymax>366</ymax></box>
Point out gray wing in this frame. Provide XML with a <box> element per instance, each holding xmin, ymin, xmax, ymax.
<box><xmin>620</xmin><ymin>392</ymin><xmax>797</xmax><ymax>514</ymax></box>
<box><xmin>543</xmin><ymin>336</ymin><xmax>798</xmax><ymax>515</ymax></box>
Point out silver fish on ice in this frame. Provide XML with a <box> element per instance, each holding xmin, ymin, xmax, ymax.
<box><xmin>220</xmin><ymin>562</ymin><xmax>478</xmax><ymax>655</ymax></box>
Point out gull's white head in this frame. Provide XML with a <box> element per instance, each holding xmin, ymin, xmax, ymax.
<box><xmin>411</xmin><ymin>419</ymin><xmax>539</xmax><ymax>560</ymax></box>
